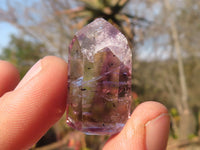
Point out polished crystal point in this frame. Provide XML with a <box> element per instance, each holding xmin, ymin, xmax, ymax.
<box><xmin>67</xmin><ymin>18</ymin><xmax>132</xmax><ymax>135</ymax></box>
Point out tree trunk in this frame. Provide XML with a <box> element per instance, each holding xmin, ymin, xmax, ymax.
<box><xmin>164</xmin><ymin>0</ymin><xmax>195</xmax><ymax>139</ymax></box>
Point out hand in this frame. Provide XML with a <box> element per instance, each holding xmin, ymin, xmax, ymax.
<box><xmin>0</xmin><ymin>56</ymin><xmax>170</xmax><ymax>150</ymax></box>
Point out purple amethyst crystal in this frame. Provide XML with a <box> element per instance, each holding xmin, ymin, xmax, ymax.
<box><xmin>67</xmin><ymin>18</ymin><xmax>132</xmax><ymax>135</ymax></box>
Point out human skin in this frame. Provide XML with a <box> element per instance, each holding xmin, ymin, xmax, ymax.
<box><xmin>0</xmin><ymin>56</ymin><xmax>170</xmax><ymax>150</ymax></box>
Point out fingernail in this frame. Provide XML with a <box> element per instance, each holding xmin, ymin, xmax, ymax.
<box><xmin>15</xmin><ymin>59</ymin><xmax>42</xmax><ymax>90</ymax></box>
<box><xmin>146</xmin><ymin>113</ymin><xmax>170</xmax><ymax>150</ymax></box>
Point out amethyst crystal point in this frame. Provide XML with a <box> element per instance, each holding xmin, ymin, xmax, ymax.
<box><xmin>67</xmin><ymin>18</ymin><xmax>132</xmax><ymax>135</ymax></box>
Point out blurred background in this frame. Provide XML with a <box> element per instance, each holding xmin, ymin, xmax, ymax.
<box><xmin>0</xmin><ymin>0</ymin><xmax>200</xmax><ymax>149</ymax></box>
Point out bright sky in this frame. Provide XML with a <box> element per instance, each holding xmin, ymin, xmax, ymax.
<box><xmin>0</xmin><ymin>0</ymin><xmax>39</xmax><ymax>53</ymax></box>
<box><xmin>0</xmin><ymin>0</ymin><xmax>19</xmax><ymax>53</ymax></box>
<box><xmin>0</xmin><ymin>23</ymin><xmax>18</xmax><ymax>52</ymax></box>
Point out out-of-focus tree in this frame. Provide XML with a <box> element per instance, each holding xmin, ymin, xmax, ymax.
<box><xmin>134</xmin><ymin>0</ymin><xmax>200</xmax><ymax>140</ymax></box>
<box><xmin>164</xmin><ymin>0</ymin><xmax>195</xmax><ymax>139</ymax></box>
<box><xmin>59</xmin><ymin>0</ymin><xmax>148</xmax><ymax>45</ymax></box>
<box><xmin>0</xmin><ymin>1</ymin><xmax>73</xmax><ymax>58</ymax></box>
<box><xmin>0</xmin><ymin>35</ymin><xmax>46</xmax><ymax>77</ymax></box>
<box><xmin>0</xmin><ymin>0</ymin><xmax>148</xmax><ymax>55</ymax></box>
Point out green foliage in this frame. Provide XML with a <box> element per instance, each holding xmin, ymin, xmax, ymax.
<box><xmin>170</xmin><ymin>108</ymin><xmax>179</xmax><ymax>117</ymax></box>
<box><xmin>85</xmin><ymin>134</ymin><xmax>109</xmax><ymax>150</ymax></box>
<box><xmin>0</xmin><ymin>35</ymin><xmax>46</xmax><ymax>78</ymax></box>
<box><xmin>134</xmin><ymin>56</ymin><xmax>200</xmax><ymax>113</ymax></box>
<box><xmin>188</xmin><ymin>134</ymin><xmax>197</xmax><ymax>140</ymax></box>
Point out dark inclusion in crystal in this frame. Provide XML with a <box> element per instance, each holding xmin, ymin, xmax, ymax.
<box><xmin>67</xmin><ymin>18</ymin><xmax>132</xmax><ymax>135</ymax></box>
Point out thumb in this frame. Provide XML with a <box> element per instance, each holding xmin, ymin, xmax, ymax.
<box><xmin>103</xmin><ymin>102</ymin><xmax>170</xmax><ymax>150</ymax></box>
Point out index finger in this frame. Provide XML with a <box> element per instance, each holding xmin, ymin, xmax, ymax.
<box><xmin>0</xmin><ymin>60</ymin><xmax>20</xmax><ymax>97</ymax></box>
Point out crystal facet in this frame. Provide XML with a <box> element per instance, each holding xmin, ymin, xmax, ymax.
<box><xmin>67</xmin><ymin>18</ymin><xmax>132</xmax><ymax>135</ymax></box>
